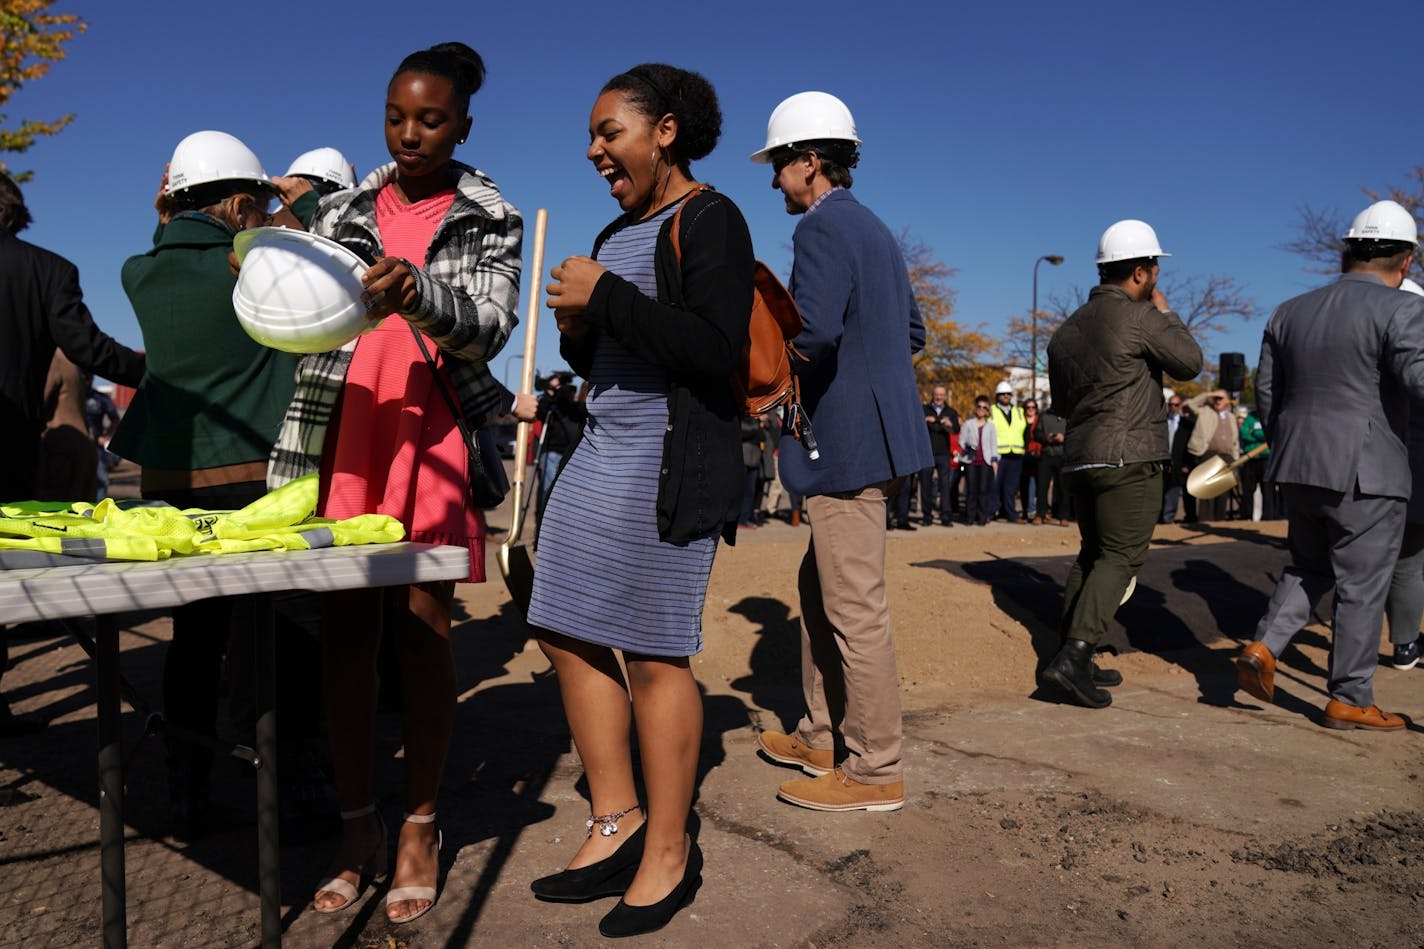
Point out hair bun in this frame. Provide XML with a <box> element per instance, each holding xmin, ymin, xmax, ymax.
<box><xmin>393</xmin><ymin>42</ymin><xmax>486</xmax><ymax>115</ymax></box>
<box><xmin>603</xmin><ymin>63</ymin><xmax>722</xmax><ymax>163</ymax></box>
<box><xmin>430</xmin><ymin>41</ymin><xmax>486</xmax><ymax>97</ymax></box>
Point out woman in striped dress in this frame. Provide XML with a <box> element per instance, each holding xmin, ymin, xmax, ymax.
<box><xmin>526</xmin><ymin>64</ymin><xmax>754</xmax><ymax>938</ymax></box>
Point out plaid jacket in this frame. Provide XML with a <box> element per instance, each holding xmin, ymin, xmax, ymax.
<box><xmin>267</xmin><ymin>161</ymin><xmax>522</xmax><ymax>488</ymax></box>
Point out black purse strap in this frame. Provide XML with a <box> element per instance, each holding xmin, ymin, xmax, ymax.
<box><xmin>408</xmin><ymin>323</ymin><xmax>488</xmax><ymax>480</ymax></box>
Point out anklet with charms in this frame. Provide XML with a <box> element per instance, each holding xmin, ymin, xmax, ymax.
<box><xmin>586</xmin><ymin>804</ymin><xmax>640</xmax><ymax>837</ymax></box>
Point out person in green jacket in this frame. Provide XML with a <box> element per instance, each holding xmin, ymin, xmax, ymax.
<box><xmin>109</xmin><ymin>130</ymin><xmax>318</xmax><ymax>840</ymax></box>
<box><xmin>1237</xmin><ymin>405</ymin><xmax>1276</xmax><ymax>520</ymax></box>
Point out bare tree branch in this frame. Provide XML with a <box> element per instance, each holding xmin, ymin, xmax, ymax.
<box><xmin>1158</xmin><ymin>274</ymin><xmax>1256</xmax><ymax>346</ymax></box>
<box><xmin>1282</xmin><ymin>166</ymin><xmax>1424</xmax><ymax>280</ymax></box>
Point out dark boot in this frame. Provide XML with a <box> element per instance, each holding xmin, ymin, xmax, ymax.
<box><xmin>1041</xmin><ymin>639</ymin><xmax>1112</xmax><ymax>708</ymax></box>
<box><xmin>1091</xmin><ymin>661</ymin><xmax>1123</xmax><ymax>687</ymax></box>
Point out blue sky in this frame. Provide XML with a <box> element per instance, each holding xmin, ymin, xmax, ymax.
<box><xmin>9</xmin><ymin>0</ymin><xmax>1419</xmax><ymax>391</ymax></box>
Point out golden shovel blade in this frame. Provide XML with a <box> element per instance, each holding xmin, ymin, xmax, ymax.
<box><xmin>497</xmin><ymin>540</ymin><xmax>534</xmax><ymax>616</ymax></box>
<box><xmin>1186</xmin><ymin>455</ymin><xmax>1238</xmax><ymax>500</ymax></box>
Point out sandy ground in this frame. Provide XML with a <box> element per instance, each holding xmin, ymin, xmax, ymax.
<box><xmin>1</xmin><ymin>469</ymin><xmax>1422</xmax><ymax>947</ymax></box>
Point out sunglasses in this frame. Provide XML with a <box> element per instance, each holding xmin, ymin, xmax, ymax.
<box><xmin>771</xmin><ymin>149</ymin><xmax>806</xmax><ymax>174</ymax></box>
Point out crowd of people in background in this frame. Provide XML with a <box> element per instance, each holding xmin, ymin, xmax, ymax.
<box><xmin>759</xmin><ymin>381</ymin><xmax>1287</xmax><ymax>534</ymax></box>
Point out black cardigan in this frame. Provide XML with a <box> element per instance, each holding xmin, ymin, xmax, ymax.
<box><xmin>560</xmin><ymin>189</ymin><xmax>754</xmax><ymax>544</ymax></box>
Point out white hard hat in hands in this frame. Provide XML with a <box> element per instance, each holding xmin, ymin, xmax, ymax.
<box><xmin>995</xmin><ymin>381</ymin><xmax>1014</xmax><ymax>395</ymax></box>
<box><xmin>231</xmin><ymin>227</ymin><xmax>376</xmax><ymax>354</ymax></box>
<box><xmin>285</xmin><ymin>147</ymin><xmax>357</xmax><ymax>190</ymax></box>
<box><xmin>1096</xmin><ymin>220</ymin><xmax>1171</xmax><ymax>264</ymax></box>
<box><xmin>166</xmin><ymin>130</ymin><xmax>273</xmax><ymax>195</ymax></box>
<box><xmin>1402</xmin><ymin>278</ymin><xmax>1424</xmax><ymax>297</ymax></box>
<box><xmin>1342</xmin><ymin>199</ymin><xmax>1419</xmax><ymax>247</ymax></box>
<box><xmin>750</xmin><ymin>91</ymin><xmax>861</xmax><ymax>163</ymax></box>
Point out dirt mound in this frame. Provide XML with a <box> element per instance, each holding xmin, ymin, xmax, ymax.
<box><xmin>1234</xmin><ymin>810</ymin><xmax>1424</xmax><ymax>896</ymax></box>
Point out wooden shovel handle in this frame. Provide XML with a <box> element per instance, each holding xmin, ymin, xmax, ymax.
<box><xmin>511</xmin><ymin>209</ymin><xmax>547</xmax><ymax>479</ymax></box>
<box><xmin>1227</xmin><ymin>442</ymin><xmax>1269</xmax><ymax>471</ymax></box>
<box><xmin>505</xmin><ymin>209</ymin><xmax>547</xmax><ymax>547</ymax></box>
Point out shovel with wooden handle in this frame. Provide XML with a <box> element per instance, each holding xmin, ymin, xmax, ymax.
<box><xmin>497</xmin><ymin>208</ymin><xmax>547</xmax><ymax>614</ymax></box>
<box><xmin>1185</xmin><ymin>442</ymin><xmax>1269</xmax><ymax>500</ymax></box>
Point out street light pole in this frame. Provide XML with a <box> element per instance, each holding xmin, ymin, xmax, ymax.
<box><xmin>1031</xmin><ymin>254</ymin><xmax>1065</xmax><ymax>400</ymax></box>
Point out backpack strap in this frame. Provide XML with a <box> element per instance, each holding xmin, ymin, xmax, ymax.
<box><xmin>668</xmin><ymin>185</ymin><xmax>714</xmax><ymax>263</ymax></box>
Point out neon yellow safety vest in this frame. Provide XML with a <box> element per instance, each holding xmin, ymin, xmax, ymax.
<box><xmin>0</xmin><ymin>474</ymin><xmax>404</xmax><ymax>562</ymax></box>
<box><xmin>992</xmin><ymin>405</ymin><xmax>1027</xmax><ymax>454</ymax></box>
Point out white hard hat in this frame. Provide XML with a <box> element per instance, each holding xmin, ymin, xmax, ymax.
<box><xmin>1402</xmin><ymin>278</ymin><xmax>1424</xmax><ymax>297</ymax></box>
<box><xmin>750</xmin><ymin>91</ymin><xmax>861</xmax><ymax>163</ymax></box>
<box><xmin>1343</xmin><ymin>199</ymin><xmax>1419</xmax><ymax>247</ymax></box>
<box><xmin>1096</xmin><ymin>220</ymin><xmax>1171</xmax><ymax>264</ymax></box>
<box><xmin>231</xmin><ymin>227</ymin><xmax>376</xmax><ymax>354</ymax></box>
<box><xmin>284</xmin><ymin>147</ymin><xmax>357</xmax><ymax>190</ymax></box>
<box><xmin>166</xmin><ymin>130</ymin><xmax>273</xmax><ymax>195</ymax></box>
<box><xmin>995</xmin><ymin>381</ymin><xmax>1014</xmax><ymax>395</ymax></box>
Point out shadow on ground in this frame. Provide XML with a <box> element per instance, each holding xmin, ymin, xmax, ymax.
<box><xmin>726</xmin><ymin>595</ymin><xmax>802</xmax><ymax>732</ymax></box>
<box><xmin>914</xmin><ymin>529</ymin><xmax>1304</xmax><ymax>707</ymax></box>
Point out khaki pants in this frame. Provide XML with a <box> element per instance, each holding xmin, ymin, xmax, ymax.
<box><xmin>762</xmin><ymin>464</ymin><xmax>784</xmax><ymax>515</ymax></box>
<box><xmin>793</xmin><ymin>480</ymin><xmax>904</xmax><ymax>784</ymax></box>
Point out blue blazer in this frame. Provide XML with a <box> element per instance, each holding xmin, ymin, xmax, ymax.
<box><xmin>778</xmin><ymin>190</ymin><xmax>933</xmax><ymax>497</ymax></box>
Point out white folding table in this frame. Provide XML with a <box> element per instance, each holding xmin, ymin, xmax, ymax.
<box><xmin>0</xmin><ymin>542</ymin><xmax>470</xmax><ymax>949</ymax></box>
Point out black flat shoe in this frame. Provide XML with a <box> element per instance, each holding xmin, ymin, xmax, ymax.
<box><xmin>598</xmin><ymin>840</ymin><xmax>703</xmax><ymax>938</ymax></box>
<box><xmin>531</xmin><ymin>822</ymin><xmax>646</xmax><ymax>903</ymax></box>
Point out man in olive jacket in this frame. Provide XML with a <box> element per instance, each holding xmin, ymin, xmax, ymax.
<box><xmin>1043</xmin><ymin>220</ymin><xmax>1202</xmax><ymax>707</ymax></box>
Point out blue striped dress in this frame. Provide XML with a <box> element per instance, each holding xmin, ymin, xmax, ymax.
<box><xmin>526</xmin><ymin>200</ymin><xmax>718</xmax><ymax>657</ymax></box>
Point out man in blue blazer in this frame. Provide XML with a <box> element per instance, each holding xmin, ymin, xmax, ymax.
<box><xmin>1236</xmin><ymin>200</ymin><xmax>1424</xmax><ymax>730</ymax></box>
<box><xmin>749</xmin><ymin>92</ymin><xmax>931</xmax><ymax>812</ymax></box>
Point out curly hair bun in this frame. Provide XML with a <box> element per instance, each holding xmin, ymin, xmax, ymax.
<box><xmin>394</xmin><ymin>42</ymin><xmax>486</xmax><ymax>113</ymax></box>
<box><xmin>603</xmin><ymin>63</ymin><xmax>722</xmax><ymax>163</ymax></box>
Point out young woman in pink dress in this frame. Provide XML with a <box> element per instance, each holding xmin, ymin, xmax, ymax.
<box><xmin>265</xmin><ymin>41</ymin><xmax>533</xmax><ymax>924</ymax></box>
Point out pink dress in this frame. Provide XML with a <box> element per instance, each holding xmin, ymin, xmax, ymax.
<box><xmin>318</xmin><ymin>184</ymin><xmax>485</xmax><ymax>582</ymax></box>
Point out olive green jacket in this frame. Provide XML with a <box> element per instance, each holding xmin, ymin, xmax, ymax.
<box><xmin>1047</xmin><ymin>285</ymin><xmax>1202</xmax><ymax>466</ymax></box>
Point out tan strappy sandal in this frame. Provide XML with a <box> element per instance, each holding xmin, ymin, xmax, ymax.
<box><xmin>386</xmin><ymin>811</ymin><xmax>442</xmax><ymax>924</ymax></box>
<box><xmin>312</xmin><ymin>804</ymin><xmax>388</xmax><ymax>914</ymax></box>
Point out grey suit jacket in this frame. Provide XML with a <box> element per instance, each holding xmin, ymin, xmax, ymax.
<box><xmin>1256</xmin><ymin>272</ymin><xmax>1424</xmax><ymax>498</ymax></box>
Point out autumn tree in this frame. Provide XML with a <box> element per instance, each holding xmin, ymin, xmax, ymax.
<box><xmin>899</xmin><ymin>231</ymin><xmax>1002</xmax><ymax>406</ymax></box>
<box><xmin>1282</xmin><ymin>166</ymin><xmax>1423</xmax><ymax>280</ymax></box>
<box><xmin>1</xmin><ymin>1</ymin><xmax>86</xmax><ymax>181</ymax></box>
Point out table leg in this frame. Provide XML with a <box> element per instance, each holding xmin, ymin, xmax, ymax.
<box><xmin>253</xmin><ymin>595</ymin><xmax>281</xmax><ymax>948</ymax></box>
<box><xmin>96</xmin><ymin>613</ymin><xmax>126</xmax><ymax>949</ymax></box>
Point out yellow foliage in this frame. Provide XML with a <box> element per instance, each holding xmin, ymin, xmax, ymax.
<box><xmin>1</xmin><ymin>0</ymin><xmax>86</xmax><ymax>179</ymax></box>
<box><xmin>898</xmin><ymin>230</ymin><xmax>1004</xmax><ymax>409</ymax></box>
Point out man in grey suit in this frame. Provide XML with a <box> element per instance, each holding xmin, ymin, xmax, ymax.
<box><xmin>1236</xmin><ymin>199</ymin><xmax>1424</xmax><ymax>730</ymax></box>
